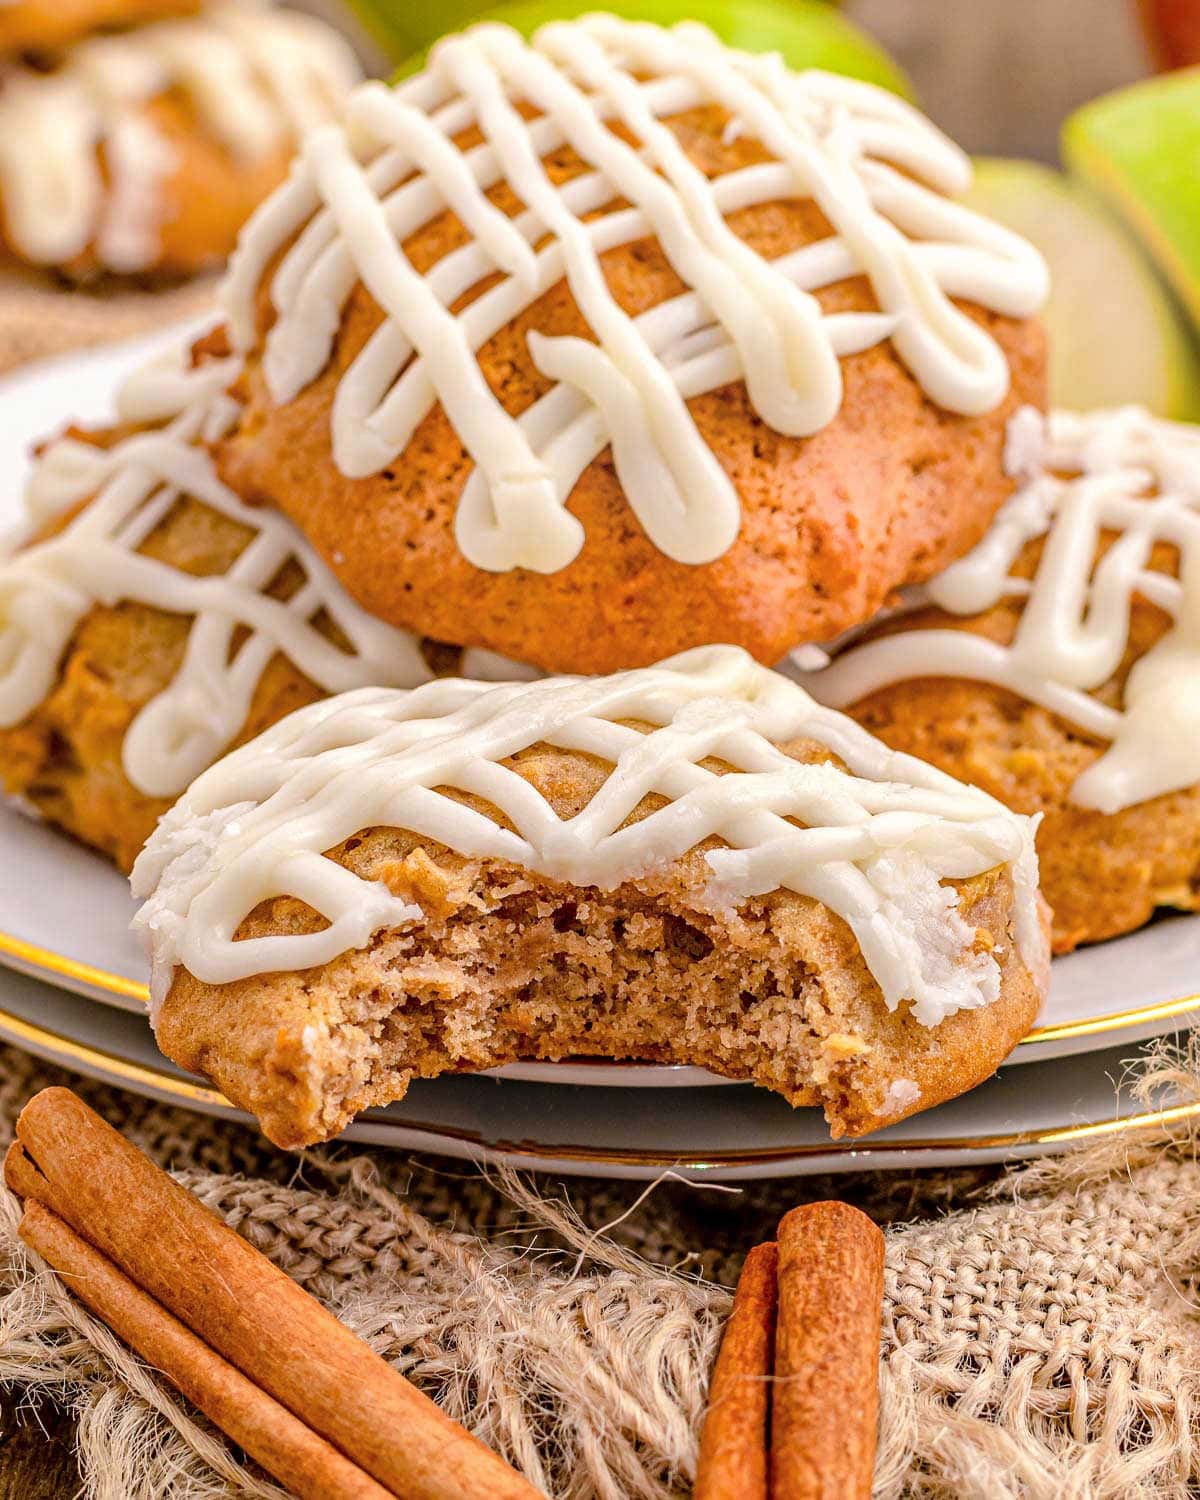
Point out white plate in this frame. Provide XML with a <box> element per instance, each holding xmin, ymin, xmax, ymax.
<box><xmin>3</xmin><ymin>333</ymin><xmax>1200</xmax><ymax>1086</ymax></box>
<box><xmin>0</xmin><ymin>958</ymin><xmax>1193</xmax><ymax>1181</ymax></box>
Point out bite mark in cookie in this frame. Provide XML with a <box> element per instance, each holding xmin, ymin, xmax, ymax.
<box><xmin>130</xmin><ymin>648</ymin><xmax>1048</xmax><ymax>1146</ymax></box>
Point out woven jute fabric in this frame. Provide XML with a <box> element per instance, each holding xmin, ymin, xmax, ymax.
<box><xmin>1</xmin><ymin>1040</ymin><xmax>1199</xmax><ymax>1499</ymax></box>
<box><xmin>0</xmin><ymin>270</ymin><xmax>213</xmax><ymax>376</ymax></box>
<box><xmin>3</xmin><ymin>289</ymin><xmax>1200</xmax><ymax>1499</ymax></box>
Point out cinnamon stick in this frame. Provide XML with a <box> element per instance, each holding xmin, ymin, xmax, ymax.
<box><xmin>17</xmin><ymin>1197</ymin><xmax>393</xmax><ymax>1500</ymax></box>
<box><xmin>694</xmin><ymin>1240</ymin><xmax>777</xmax><ymax>1500</ymax></box>
<box><xmin>771</xmin><ymin>1201</ymin><xmax>884</xmax><ymax>1500</ymax></box>
<box><xmin>7</xmin><ymin>1088</ymin><xmax>541</xmax><ymax>1500</ymax></box>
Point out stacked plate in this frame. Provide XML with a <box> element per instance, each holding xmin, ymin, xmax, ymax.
<box><xmin>2</xmin><ymin>334</ymin><xmax>1198</xmax><ymax>1180</ymax></box>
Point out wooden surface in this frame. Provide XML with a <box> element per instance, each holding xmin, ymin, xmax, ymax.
<box><xmin>0</xmin><ymin>1394</ymin><xmax>79</xmax><ymax>1499</ymax></box>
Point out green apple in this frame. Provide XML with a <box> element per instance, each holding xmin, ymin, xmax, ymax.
<box><xmin>1063</xmin><ymin>69</ymin><xmax>1200</xmax><ymax>347</ymax></box>
<box><xmin>964</xmin><ymin>157</ymin><xmax>1200</xmax><ymax>420</ymax></box>
<box><xmin>342</xmin><ymin>0</ymin><xmax>910</xmax><ymax>96</ymax></box>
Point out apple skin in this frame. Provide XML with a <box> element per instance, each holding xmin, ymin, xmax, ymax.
<box><xmin>349</xmin><ymin>0</ymin><xmax>910</xmax><ymax>97</ymax></box>
<box><xmin>1063</xmin><ymin>67</ymin><xmax>1200</xmax><ymax>347</ymax></box>
<box><xmin>1138</xmin><ymin>0</ymin><xmax>1200</xmax><ymax>68</ymax></box>
<box><xmin>965</xmin><ymin>157</ymin><xmax>1200</xmax><ymax>420</ymax></box>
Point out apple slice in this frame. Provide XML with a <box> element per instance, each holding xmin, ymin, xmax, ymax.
<box><xmin>1063</xmin><ymin>68</ymin><xmax>1200</xmax><ymax>351</ymax></box>
<box><xmin>358</xmin><ymin>0</ymin><xmax>910</xmax><ymax>95</ymax></box>
<box><xmin>964</xmin><ymin>156</ymin><xmax>1200</xmax><ymax>419</ymax></box>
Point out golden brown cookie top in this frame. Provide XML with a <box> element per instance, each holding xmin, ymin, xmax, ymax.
<box><xmin>215</xmin><ymin>15</ymin><xmax>1048</xmax><ymax>669</ymax></box>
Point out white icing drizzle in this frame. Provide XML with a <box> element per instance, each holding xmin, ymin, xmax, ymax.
<box><xmin>0</xmin><ymin>1</ymin><xmax>360</xmax><ymax>271</ymax></box>
<box><xmin>220</xmin><ymin>14</ymin><xmax>1048</xmax><ymax>574</ymax></box>
<box><xmin>799</xmin><ymin>406</ymin><xmax>1200</xmax><ymax>815</ymax></box>
<box><xmin>130</xmin><ymin>645</ymin><xmax>1046</xmax><ymax>1027</ymax></box>
<box><xmin>0</xmin><ymin>342</ymin><xmax>437</xmax><ymax>800</ymax></box>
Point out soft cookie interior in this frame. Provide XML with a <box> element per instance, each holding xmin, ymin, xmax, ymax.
<box><xmin>153</xmin><ymin>737</ymin><xmax>1044</xmax><ymax>1147</ymax></box>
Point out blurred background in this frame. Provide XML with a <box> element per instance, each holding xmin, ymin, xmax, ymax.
<box><xmin>843</xmin><ymin>0</ymin><xmax>1150</xmax><ymax>158</ymax></box>
<box><xmin>302</xmin><ymin>0</ymin><xmax>1156</xmax><ymax>160</ymax></box>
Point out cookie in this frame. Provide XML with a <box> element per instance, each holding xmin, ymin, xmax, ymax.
<box><xmin>0</xmin><ymin>348</ymin><xmax>436</xmax><ymax>867</ymax></box>
<box><xmin>0</xmin><ymin>0</ymin><xmax>192</xmax><ymax>57</ymax></box>
<box><xmin>798</xmin><ymin>406</ymin><xmax>1200</xmax><ymax>951</ymax></box>
<box><xmin>215</xmin><ymin>15</ymin><xmax>1049</xmax><ymax>673</ymax></box>
<box><xmin>132</xmin><ymin>648</ymin><xmax>1049</xmax><ymax>1145</ymax></box>
<box><xmin>0</xmin><ymin>3</ymin><xmax>359</xmax><ymax>277</ymax></box>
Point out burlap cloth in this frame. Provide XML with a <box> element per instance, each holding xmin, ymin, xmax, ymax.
<box><xmin>0</xmin><ymin>270</ymin><xmax>214</xmax><ymax>375</ymax></box>
<box><xmin>2</xmin><ymin>287</ymin><xmax>1200</xmax><ymax>1500</ymax></box>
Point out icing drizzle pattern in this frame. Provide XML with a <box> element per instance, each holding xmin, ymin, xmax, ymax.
<box><xmin>800</xmin><ymin>406</ymin><xmax>1200</xmax><ymax>815</ymax></box>
<box><xmin>0</xmin><ymin>341</ymin><xmax>436</xmax><ymax>799</ymax></box>
<box><xmin>130</xmin><ymin>645</ymin><xmax>1045</xmax><ymax>1027</ymax></box>
<box><xmin>221</xmin><ymin>13</ymin><xmax>1048</xmax><ymax>574</ymax></box>
<box><xmin>0</xmin><ymin>1</ymin><xmax>360</xmax><ymax>271</ymax></box>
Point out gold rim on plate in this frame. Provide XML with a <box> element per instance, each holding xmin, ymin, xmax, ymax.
<box><xmin>0</xmin><ymin>929</ymin><xmax>148</xmax><ymax>1003</ymax></box>
<box><xmin>2</xmin><ymin>925</ymin><xmax>1198</xmax><ymax>1049</ymax></box>
<box><xmin>0</xmin><ymin>992</ymin><xmax>1196</xmax><ymax>1167</ymax></box>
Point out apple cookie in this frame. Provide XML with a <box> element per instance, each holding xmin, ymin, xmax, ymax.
<box><xmin>0</xmin><ymin>346</ymin><xmax>445</xmax><ymax>869</ymax></box>
<box><xmin>214</xmin><ymin>13</ymin><xmax>1048</xmax><ymax>674</ymax></box>
<box><xmin>130</xmin><ymin>647</ymin><xmax>1049</xmax><ymax>1146</ymax></box>
<box><xmin>0</xmin><ymin>0</ymin><xmax>194</xmax><ymax>57</ymax></box>
<box><xmin>0</xmin><ymin>1</ymin><xmax>360</xmax><ymax>278</ymax></box>
<box><xmin>795</xmin><ymin>404</ymin><xmax>1200</xmax><ymax>952</ymax></box>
